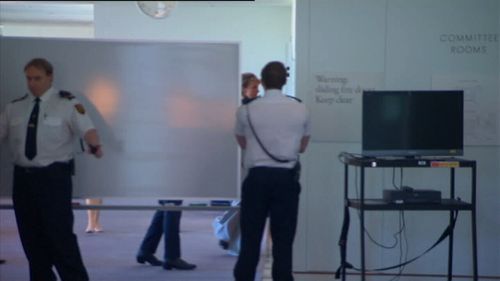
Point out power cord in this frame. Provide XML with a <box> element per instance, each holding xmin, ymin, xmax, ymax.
<box><xmin>335</xmin><ymin>152</ymin><xmax>460</xmax><ymax>279</ymax></box>
<box><xmin>353</xmin><ymin>167</ymin><xmax>403</xmax><ymax>250</ymax></box>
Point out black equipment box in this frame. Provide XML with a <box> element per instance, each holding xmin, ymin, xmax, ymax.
<box><xmin>383</xmin><ymin>189</ymin><xmax>442</xmax><ymax>204</ymax></box>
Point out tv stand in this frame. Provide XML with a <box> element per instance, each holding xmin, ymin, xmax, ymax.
<box><xmin>339</xmin><ymin>155</ymin><xmax>478</xmax><ymax>281</ymax></box>
<box><xmin>403</xmin><ymin>155</ymin><xmax>418</xmax><ymax>159</ymax></box>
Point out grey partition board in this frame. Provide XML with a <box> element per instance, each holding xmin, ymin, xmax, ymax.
<box><xmin>0</xmin><ymin>37</ymin><xmax>240</xmax><ymax>198</ymax></box>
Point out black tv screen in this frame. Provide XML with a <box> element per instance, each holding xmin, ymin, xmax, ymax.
<box><xmin>362</xmin><ymin>90</ymin><xmax>464</xmax><ymax>157</ymax></box>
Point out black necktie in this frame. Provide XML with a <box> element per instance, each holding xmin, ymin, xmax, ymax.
<box><xmin>25</xmin><ymin>98</ymin><xmax>40</xmax><ymax>160</ymax></box>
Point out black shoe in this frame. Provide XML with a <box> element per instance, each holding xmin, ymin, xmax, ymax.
<box><xmin>219</xmin><ymin>240</ymin><xmax>229</xmax><ymax>250</ymax></box>
<box><xmin>163</xmin><ymin>258</ymin><xmax>196</xmax><ymax>270</ymax></box>
<box><xmin>136</xmin><ymin>254</ymin><xmax>163</xmax><ymax>266</ymax></box>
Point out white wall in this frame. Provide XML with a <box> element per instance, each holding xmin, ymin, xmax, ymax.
<box><xmin>94</xmin><ymin>2</ymin><xmax>292</xmax><ymax>93</ymax></box>
<box><xmin>295</xmin><ymin>0</ymin><xmax>499</xmax><ymax>279</ymax></box>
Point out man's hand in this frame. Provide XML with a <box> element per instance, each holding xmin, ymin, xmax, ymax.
<box><xmin>84</xmin><ymin>129</ymin><xmax>103</xmax><ymax>158</ymax></box>
<box><xmin>88</xmin><ymin>144</ymin><xmax>103</xmax><ymax>158</ymax></box>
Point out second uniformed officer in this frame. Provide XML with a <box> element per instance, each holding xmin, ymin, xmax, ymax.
<box><xmin>0</xmin><ymin>58</ymin><xmax>103</xmax><ymax>281</ymax></box>
<box><xmin>233</xmin><ymin>61</ymin><xmax>311</xmax><ymax>281</ymax></box>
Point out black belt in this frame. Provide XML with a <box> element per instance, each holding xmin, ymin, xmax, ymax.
<box><xmin>249</xmin><ymin>166</ymin><xmax>294</xmax><ymax>172</ymax></box>
<box><xmin>15</xmin><ymin>161</ymin><xmax>71</xmax><ymax>174</ymax></box>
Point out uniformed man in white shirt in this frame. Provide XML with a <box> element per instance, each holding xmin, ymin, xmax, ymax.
<box><xmin>0</xmin><ymin>58</ymin><xmax>103</xmax><ymax>281</ymax></box>
<box><xmin>233</xmin><ymin>61</ymin><xmax>311</xmax><ymax>281</ymax></box>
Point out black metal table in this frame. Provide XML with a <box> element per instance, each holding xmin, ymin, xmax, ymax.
<box><xmin>341</xmin><ymin>155</ymin><xmax>478</xmax><ymax>281</ymax></box>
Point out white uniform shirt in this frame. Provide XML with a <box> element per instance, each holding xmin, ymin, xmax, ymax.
<box><xmin>234</xmin><ymin>89</ymin><xmax>311</xmax><ymax>169</ymax></box>
<box><xmin>0</xmin><ymin>87</ymin><xmax>95</xmax><ymax>167</ymax></box>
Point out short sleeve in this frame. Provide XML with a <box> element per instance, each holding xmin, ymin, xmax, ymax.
<box><xmin>234</xmin><ymin>105</ymin><xmax>246</xmax><ymax>136</ymax></box>
<box><xmin>303</xmin><ymin>107</ymin><xmax>312</xmax><ymax>136</ymax></box>
<box><xmin>69</xmin><ymin>99</ymin><xmax>95</xmax><ymax>137</ymax></box>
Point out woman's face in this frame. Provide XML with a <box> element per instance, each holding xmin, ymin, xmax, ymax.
<box><xmin>243</xmin><ymin>79</ymin><xmax>260</xmax><ymax>99</ymax></box>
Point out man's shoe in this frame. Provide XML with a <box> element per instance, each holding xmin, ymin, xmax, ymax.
<box><xmin>219</xmin><ymin>240</ymin><xmax>229</xmax><ymax>250</ymax></box>
<box><xmin>163</xmin><ymin>258</ymin><xmax>196</xmax><ymax>270</ymax></box>
<box><xmin>136</xmin><ymin>254</ymin><xmax>163</xmax><ymax>266</ymax></box>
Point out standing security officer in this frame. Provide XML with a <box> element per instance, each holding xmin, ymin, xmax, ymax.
<box><xmin>0</xmin><ymin>58</ymin><xmax>103</xmax><ymax>281</ymax></box>
<box><xmin>233</xmin><ymin>61</ymin><xmax>311</xmax><ymax>281</ymax></box>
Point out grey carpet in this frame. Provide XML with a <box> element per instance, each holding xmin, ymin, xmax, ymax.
<box><xmin>0</xmin><ymin>204</ymin><xmax>263</xmax><ymax>281</ymax></box>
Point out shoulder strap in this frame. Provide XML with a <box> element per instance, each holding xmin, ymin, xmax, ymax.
<box><xmin>285</xmin><ymin>95</ymin><xmax>302</xmax><ymax>103</ymax></box>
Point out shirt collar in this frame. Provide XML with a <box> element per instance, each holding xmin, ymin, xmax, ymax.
<box><xmin>30</xmin><ymin>87</ymin><xmax>55</xmax><ymax>103</ymax></box>
<box><xmin>263</xmin><ymin>89</ymin><xmax>283</xmax><ymax>98</ymax></box>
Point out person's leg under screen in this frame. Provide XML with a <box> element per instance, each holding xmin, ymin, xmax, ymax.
<box><xmin>138</xmin><ymin>211</ymin><xmax>164</xmax><ymax>256</ymax></box>
<box><xmin>163</xmin><ymin>210</ymin><xmax>181</xmax><ymax>261</ymax></box>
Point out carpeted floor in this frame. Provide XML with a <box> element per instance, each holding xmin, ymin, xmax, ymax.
<box><xmin>0</xmin><ymin>202</ymin><xmax>264</xmax><ymax>281</ymax></box>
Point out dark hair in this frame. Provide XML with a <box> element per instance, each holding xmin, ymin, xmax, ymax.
<box><xmin>260</xmin><ymin>61</ymin><xmax>286</xmax><ymax>90</ymax></box>
<box><xmin>24</xmin><ymin>58</ymin><xmax>53</xmax><ymax>76</ymax></box>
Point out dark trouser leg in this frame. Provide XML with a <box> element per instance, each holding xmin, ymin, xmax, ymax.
<box><xmin>234</xmin><ymin>169</ymin><xmax>269</xmax><ymax>281</ymax></box>
<box><xmin>13</xmin><ymin>164</ymin><xmax>89</xmax><ymax>281</ymax></box>
<box><xmin>138</xmin><ymin>211</ymin><xmax>164</xmax><ymax>256</ymax></box>
<box><xmin>163</xmin><ymin>210</ymin><xmax>182</xmax><ymax>261</ymax></box>
<box><xmin>13</xmin><ymin>168</ymin><xmax>57</xmax><ymax>281</ymax></box>
<box><xmin>45</xmin><ymin>165</ymin><xmax>88</xmax><ymax>281</ymax></box>
<box><xmin>269</xmin><ymin>172</ymin><xmax>300</xmax><ymax>281</ymax></box>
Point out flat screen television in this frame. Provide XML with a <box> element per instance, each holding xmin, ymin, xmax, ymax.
<box><xmin>362</xmin><ymin>90</ymin><xmax>464</xmax><ymax>158</ymax></box>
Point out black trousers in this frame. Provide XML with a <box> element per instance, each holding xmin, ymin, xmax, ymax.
<box><xmin>137</xmin><ymin>209</ymin><xmax>182</xmax><ymax>261</ymax></box>
<box><xmin>234</xmin><ymin>167</ymin><xmax>301</xmax><ymax>281</ymax></box>
<box><xmin>12</xmin><ymin>163</ymin><xmax>89</xmax><ymax>281</ymax></box>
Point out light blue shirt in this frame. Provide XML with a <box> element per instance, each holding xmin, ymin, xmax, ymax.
<box><xmin>234</xmin><ymin>89</ymin><xmax>311</xmax><ymax>169</ymax></box>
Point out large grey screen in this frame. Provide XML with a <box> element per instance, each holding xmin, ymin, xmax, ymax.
<box><xmin>0</xmin><ymin>37</ymin><xmax>240</xmax><ymax>198</ymax></box>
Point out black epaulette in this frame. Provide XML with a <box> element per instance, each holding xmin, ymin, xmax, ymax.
<box><xmin>59</xmin><ymin>90</ymin><xmax>75</xmax><ymax>100</ymax></box>
<box><xmin>11</xmin><ymin>94</ymin><xmax>28</xmax><ymax>103</ymax></box>
<box><xmin>286</xmin><ymin>95</ymin><xmax>302</xmax><ymax>103</ymax></box>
